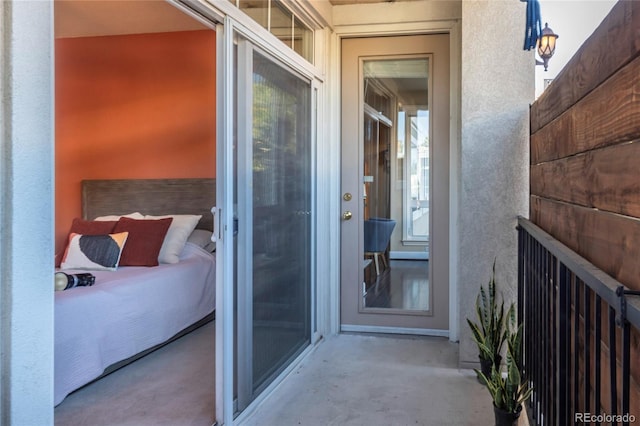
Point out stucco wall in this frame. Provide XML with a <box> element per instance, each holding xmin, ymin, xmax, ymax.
<box><xmin>1</xmin><ymin>1</ymin><xmax>55</xmax><ymax>424</ymax></box>
<box><xmin>458</xmin><ymin>0</ymin><xmax>533</xmax><ymax>366</ymax></box>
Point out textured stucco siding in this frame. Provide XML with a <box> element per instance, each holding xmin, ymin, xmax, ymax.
<box><xmin>458</xmin><ymin>0</ymin><xmax>533</xmax><ymax>366</ymax></box>
<box><xmin>1</xmin><ymin>1</ymin><xmax>55</xmax><ymax>424</ymax></box>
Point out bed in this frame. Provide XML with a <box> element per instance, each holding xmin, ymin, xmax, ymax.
<box><xmin>54</xmin><ymin>178</ymin><xmax>216</xmax><ymax>406</ymax></box>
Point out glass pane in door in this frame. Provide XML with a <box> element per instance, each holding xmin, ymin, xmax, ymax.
<box><xmin>251</xmin><ymin>51</ymin><xmax>311</xmax><ymax>394</ymax></box>
<box><xmin>362</xmin><ymin>57</ymin><xmax>430</xmax><ymax>313</ymax></box>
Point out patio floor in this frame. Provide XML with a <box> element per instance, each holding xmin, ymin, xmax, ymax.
<box><xmin>239</xmin><ymin>332</ymin><xmax>528</xmax><ymax>426</ymax></box>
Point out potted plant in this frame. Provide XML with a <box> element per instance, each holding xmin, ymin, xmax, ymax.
<box><xmin>477</xmin><ymin>305</ymin><xmax>532</xmax><ymax>426</ymax></box>
<box><xmin>466</xmin><ymin>262</ymin><xmax>507</xmax><ymax>383</ymax></box>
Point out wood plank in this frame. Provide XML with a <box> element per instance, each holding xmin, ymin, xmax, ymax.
<box><xmin>531</xmin><ymin>55</ymin><xmax>640</xmax><ymax>164</ymax></box>
<box><xmin>530</xmin><ymin>110</ymin><xmax>574</xmax><ymax>165</ymax></box>
<box><xmin>531</xmin><ymin>0</ymin><xmax>640</xmax><ymax>133</ymax></box>
<box><xmin>530</xmin><ymin>196</ymin><xmax>640</xmax><ymax>292</ymax></box>
<box><xmin>531</xmin><ymin>140</ymin><xmax>640</xmax><ymax>217</ymax></box>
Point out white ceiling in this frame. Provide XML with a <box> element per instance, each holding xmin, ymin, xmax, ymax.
<box><xmin>55</xmin><ymin>0</ymin><xmax>210</xmax><ymax>39</ymax></box>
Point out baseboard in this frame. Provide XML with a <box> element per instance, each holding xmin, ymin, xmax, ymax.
<box><xmin>389</xmin><ymin>251</ymin><xmax>429</xmax><ymax>260</ymax></box>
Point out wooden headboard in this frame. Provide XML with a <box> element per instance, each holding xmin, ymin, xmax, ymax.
<box><xmin>82</xmin><ymin>179</ymin><xmax>216</xmax><ymax>231</ymax></box>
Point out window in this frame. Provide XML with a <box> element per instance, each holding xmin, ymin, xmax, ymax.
<box><xmin>230</xmin><ymin>0</ymin><xmax>314</xmax><ymax>63</ymax></box>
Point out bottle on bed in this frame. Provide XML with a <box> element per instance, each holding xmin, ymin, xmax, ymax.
<box><xmin>55</xmin><ymin>272</ymin><xmax>96</xmax><ymax>291</ymax></box>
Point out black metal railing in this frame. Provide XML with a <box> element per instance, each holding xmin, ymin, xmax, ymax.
<box><xmin>517</xmin><ymin>217</ymin><xmax>640</xmax><ymax>425</ymax></box>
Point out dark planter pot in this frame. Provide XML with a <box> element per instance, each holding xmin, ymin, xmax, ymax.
<box><xmin>493</xmin><ymin>404</ymin><xmax>521</xmax><ymax>426</ymax></box>
<box><xmin>477</xmin><ymin>355</ymin><xmax>502</xmax><ymax>384</ymax></box>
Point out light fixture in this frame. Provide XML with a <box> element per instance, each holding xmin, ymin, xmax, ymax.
<box><xmin>536</xmin><ymin>23</ymin><xmax>559</xmax><ymax>71</ymax></box>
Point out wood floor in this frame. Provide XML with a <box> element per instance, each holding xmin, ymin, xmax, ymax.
<box><xmin>363</xmin><ymin>259</ymin><xmax>430</xmax><ymax>311</ymax></box>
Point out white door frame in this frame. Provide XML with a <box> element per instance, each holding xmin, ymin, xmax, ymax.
<box><xmin>180</xmin><ymin>3</ymin><xmax>327</xmax><ymax>425</ymax></box>
<box><xmin>329</xmin><ymin>20</ymin><xmax>461</xmax><ymax>342</ymax></box>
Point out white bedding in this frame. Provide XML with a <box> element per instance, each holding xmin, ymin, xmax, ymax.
<box><xmin>54</xmin><ymin>242</ymin><xmax>216</xmax><ymax>406</ymax></box>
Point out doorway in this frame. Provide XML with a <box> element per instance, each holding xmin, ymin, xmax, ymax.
<box><xmin>340</xmin><ymin>34</ymin><xmax>450</xmax><ymax>334</ymax></box>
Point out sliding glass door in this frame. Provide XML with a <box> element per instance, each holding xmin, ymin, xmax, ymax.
<box><xmin>236</xmin><ymin>38</ymin><xmax>313</xmax><ymax>413</ymax></box>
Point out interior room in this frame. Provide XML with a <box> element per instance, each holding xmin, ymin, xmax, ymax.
<box><xmin>53</xmin><ymin>1</ymin><xmax>217</xmax><ymax>424</ymax></box>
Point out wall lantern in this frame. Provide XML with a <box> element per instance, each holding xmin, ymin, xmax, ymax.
<box><xmin>536</xmin><ymin>23</ymin><xmax>559</xmax><ymax>71</ymax></box>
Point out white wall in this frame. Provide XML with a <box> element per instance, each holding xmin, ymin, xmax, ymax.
<box><xmin>1</xmin><ymin>1</ymin><xmax>55</xmax><ymax>424</ymax></box>
<box><xmin>458</xmin><ymin>0</ymin><xmax>533</xmax><ymax>367</ymax></box>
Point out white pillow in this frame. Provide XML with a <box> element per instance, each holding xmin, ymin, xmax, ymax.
<box><xmin>145</xmin><ymin>214</ymin><xmax>202</xmax><ymax>263</ymax></box>
<box><xmin>94</xmin><ymin>212</ymin><xmax>144</xmax><ymax>221</ymax></box>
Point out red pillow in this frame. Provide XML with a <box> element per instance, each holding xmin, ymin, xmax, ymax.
<box><xmin>69</xmin><ymin>218</ymin><xmax>118</xmax><ymax>235</ymax></box>
<box><xmin>113</xmin><ymin>217</ymin><xmax>173</xmax><ymax>266</ymax></box>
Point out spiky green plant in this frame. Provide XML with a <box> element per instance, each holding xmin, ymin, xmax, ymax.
<box><xmin>466</xmin><ymin>261</ymin><xmax>508</xmax><ymax>367</ymax></box>
<box><xmin>475</xmin><ymin>308</ymin><xmax>532</xmax><ymax>413</ymax></box>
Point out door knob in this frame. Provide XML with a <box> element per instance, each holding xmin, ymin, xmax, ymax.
<box><xmin>342</xmin><ymin>211</ymin><xmax>353</xmax><ymax>220</ymax></box>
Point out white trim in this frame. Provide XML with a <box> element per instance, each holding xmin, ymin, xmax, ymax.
<box><xmin>389</xmin><ymin>251</ymin><xmax>429</xmax><ymax>260</ymax></box>
<box><xmin>311</xmin><ymin>80</ymin><xmax>322</xmax><ymax>344</ymax></box>
<box><xmin>335</xmin><ymin>20</ymin><xmax>458</xmax><ymax>38</ymax></box>
<box><xmin>280</xmin><ymin>0</ymin><xmax>331</xmax><ymax>29</ymax></box>
<box><xmin>328</xmin><ymin>31</ymin><xmax>342</xmax><ymax>336</ymax></box>
<box><xmin>215</xmin><ymin>17</ymin><xmax>236</xmax><ymax>426</ymax></box>
<box><xmin>187</xmin><ymin>0</ymin><xmax>325</xmax><ymax>82</ymax></box>
<box><xmin>340</xmin><ymin>324</ymin><xmax>449</xmax><ymax>338</ymax></box>
<box><xmin>448</xmin><ymin>21</ymin><xmax>461</xmax><ymax>344</ymax></box>
<box><xmin>170</xmin><ymin>0</ymin><xmax>222</xmax><ymax>29</ymax></box>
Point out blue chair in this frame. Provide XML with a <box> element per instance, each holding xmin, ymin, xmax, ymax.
<box><xmin>364</xmin><ymin>218</ymin><xmax>396</xmax><ymax>275</ymax></box>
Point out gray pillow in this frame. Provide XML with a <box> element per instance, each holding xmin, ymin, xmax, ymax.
<box><xmin>187</xmin><ymin>229</ymin><xmax>216</xmax><ymax>253</ymax></box>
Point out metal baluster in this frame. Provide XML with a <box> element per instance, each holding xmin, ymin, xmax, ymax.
<box><xmin>526</xmin><ymin>231</ymin><xmax>534</xmax><ymax>412</ymax></box>
<box><xmin>584</xmin><ymin>283</ymin><xmax>591</xmax><ymax>415</ymax></box>
<box><xmin>594</xmin><ymin>295</ymin><xmax>602</xmax><ymax>425</ymax></box>
<box><xmin>543</xmin><ymin>248</ymin><xmax>550</xmax><ymax>423</ymax></box>
<box><xmin>609</xmin><ymin>307</ymin><xmax>618</xmax><ymax>421</ymax></box>
<box><xmin>558</xmin><ymin>263</ymin><xmax>570</xmax><ymax>426</ymax></box>
<box><xmin>535</xmin><ymin>238</ymin><xmax>542</xmax><ymax>421</ymax></box>
<box><xmin>621</xmin><ymin>321</ymin><xmax>630</xmax><ymax>426</ymax></box>
<box><xmin>551</xmin><ymin>255</ymin><xmax>558</xmax><ymax>424</ymax></box>
<box><xmin>574</xmin><ymin>277</ymin><xmax>581</xmax><ymax>417</ymax></box>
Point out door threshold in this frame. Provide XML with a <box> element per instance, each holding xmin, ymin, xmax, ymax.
<box><xmin>341</xmin><ymin>324</ymin><xmax>448</xmax><ymax>338</ymax></box>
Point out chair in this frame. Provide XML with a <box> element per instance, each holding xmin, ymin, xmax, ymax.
<box><xmin>364</xmin><ymin>217</ymin><xmax>396</xmax><ymax>275</ymax></box>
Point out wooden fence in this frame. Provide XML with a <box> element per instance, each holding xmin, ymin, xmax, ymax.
<box><xmin>528</xmin><ymin>0</ymin><xmax>640</xmax><ymax>422</ymax></box>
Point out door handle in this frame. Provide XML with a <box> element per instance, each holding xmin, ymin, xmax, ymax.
<box><xmin>342</xmin><ymin>211</ymin><xmax>353</xmax><ymax>221</ymax></box>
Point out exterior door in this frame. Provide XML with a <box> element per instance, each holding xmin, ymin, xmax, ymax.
<box><xmin>216</xmin><ymin>26</ymin><xmax>314</xmax><ymax>425</ymax></box>
<box><xmin>340</xmin><ymin>34</ymin><xmax>450</xmax><ymax>333</ymax></box>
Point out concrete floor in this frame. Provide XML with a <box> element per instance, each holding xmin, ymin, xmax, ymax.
<box><xmin>55</xmin><ymin>322</ymin><xmax>529</xmax><ymax>426</ymax></box>
<box><xmin>239</xmin><ymin>333</ymin><xmax>503</xmax><ymax>426</ymax></box>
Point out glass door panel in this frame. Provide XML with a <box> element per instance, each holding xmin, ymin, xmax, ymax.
<box><xmin>361</xmin><ymin>57</ymin><xmax>429</xmax><ymax>313</ymax></box>
<box><xmin>251</xmin><ymin>50</ymin><xmax>311</xmax><ymax>394</ymax></box>
<box><xmin>235</xmin><ymin>39</ymin><xmax>312</xmax><ymax>413</ymax></box>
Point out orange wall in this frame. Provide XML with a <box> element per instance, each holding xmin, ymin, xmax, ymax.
<box><xmin>55</xmin><ymin>30</ymin><xmax>216</xmax><ymax>257</ymax></box>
